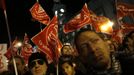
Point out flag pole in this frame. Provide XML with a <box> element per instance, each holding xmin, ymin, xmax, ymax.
<box><xmin>2</xmin><ymin>0</ymin><xmax>18</xmax><ymax>75</ymax></box>
<box><xmin>36</xmin><ymin>0</ymin><xmax>43</xmax><ymax>31</ymax></box>
<box><xmin>40</xmin><ymin>23</ymin><xmax>43</xmax><ymax>31</ymax></box>
<box><xmin>115</xmin><ymin>0</ymin><xmax>122</xmax><ymax>29</ymax></box>
<box><xmin>55</xmin><ymin>10</ymin><xmax>59</xmax><ymax>75</ymax></box>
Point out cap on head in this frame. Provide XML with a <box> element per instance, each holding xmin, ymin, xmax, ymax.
<box><xmin>28</xmin><ymin>52</ymin><xmax>48</xmax><ymax>68</ymax></box>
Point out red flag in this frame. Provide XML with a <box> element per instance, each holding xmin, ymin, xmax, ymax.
<box><xmin>20</xmin><ymin>33</ymin><xmax>32</xmax><ymax>64</ymax></box>
<box><xmin>120</xmin><ymin>23</ymin><xmax>134</xmax><ymax>36</ymax></box>
<box><xmin>63</xmin><ymin>4</ymin><xmax>112</xmax><ymax>34</ymax></box>
<box><xmin>63</xmin><ymin>4</ymin><xmax>91</xmax><ymax>33</ymax></box>
<box><xmin>121</xmin><ymin>23</ymin><xmax>134</xmax><ymax>32</ymax></box>
<box><xmin>111</xmin><ymin>23</ymin><xmax>134</xmax><ymax>44</ymax></box>
<box><xmin>31</xmin><ymin>16</ymin><xmax>62</xmax><ymax>64</ymax></box>
<box><xmin>4</xmin><ymin>37</ymin><xmax>19</xmax><ymax>59</ymax></box>
<box><xmin>30</xmin><ymin>2</ymin><xmax>50</xmax><ymax>25</ymax></box>
<box><xmin>91</xmin><ymin>16</ymin><xmax>113</xmax><ymax>33</ymax></box>
<box><xmin>117</xmin><ymin>2</ymin><xmax>134</xmax><ymax>19</ymax></box>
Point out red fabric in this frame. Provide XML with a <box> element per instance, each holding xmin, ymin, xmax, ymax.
<box><xmin>4</xmin><ymin>48</ymin><xmax>12</xmax><ymax>59</ymax></box>
<box><xmin>122</xmin><ymin>23</ymin><xmax>134</xmax><ymax>31</ymax></box>
<box><xmin>121</xmin><ymin>23</ymin><xmax>134</xmax><ymax>36</ymax></box>
<box><xmin>4</xmin><ymin>37</ymin><xmax>19</xmax><ymax>59</ymax></box>
<box><xmin>31</xmin><ymin>16</ymin><xmax>62</xmax><ymax>64</ymax></box>
<box><xmin>20</xmin><ymin>33</ymin><xmax>32</xmax><ymax>64</ymax></box>
<box><xmin>91</xmin><ymin>16</ymin><xmax>113</xmax><ymax>33</ymax></box>
<box><xmin>117</xmin><ymin>2</ymin><xmax>134</xmax><ymax>19</ymax></box>
<box><xmin>63</xmin><ymin>4</ymin><xmax>91</xmax><ymax>33</ymax></box>
<box><xmin>30</xmin><ymin>2</ymin><xmax>50</xmax><ymax>25</ymax></box>
<box><xmin>63</xmin><ymin>4</ymin><xmax>112</xmax><ymax>34</ymax></box>
<box><xmin>111</xmin><ymin>23</ymin><xmax>134</xmax><ymax>44</ymax></box>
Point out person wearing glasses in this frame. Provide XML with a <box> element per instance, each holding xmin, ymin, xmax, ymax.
<box><xmin>28</xmin><ymin>52</ymin><xmax>49</xmax><ymax>75</ymax></box>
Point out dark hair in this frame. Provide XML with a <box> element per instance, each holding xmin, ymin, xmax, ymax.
<box><xmin>60</xmin><ymin>44</ymin><xmax>72</xmax><ymax>55</ymax></box>
<box><xmin>60</xmin><ymin>59</ymin><xmax>74</xmax><ymax>67</ymax></box>
<box><xmin>28</xmin><ymin>52</ymin><xmax>48</xmax><ymax>68</ymax></box>
<box><xmin>59</xmin><ymin>58</ymin><xmax>75</xmax><ymax>74</ymax></box>
<box><xmin>74</xmin><ymin>28</ymin><xmax>106</xmax><ymax>45</ymax></box>
<box><xmin>74</xmin><ymin>29</ymin><xmax>91</xmax><ymax>47</ymax></box>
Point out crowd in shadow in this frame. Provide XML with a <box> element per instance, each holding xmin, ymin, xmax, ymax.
<box><xmin>0</xmin><ymin>29</ymin><xmax>134</xmax><ymax>75</ymax></box>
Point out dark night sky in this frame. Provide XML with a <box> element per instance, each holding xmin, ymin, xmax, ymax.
<box><xmin>0</xmin><ymin>0</ymin><xmax>86</xmax><ymax>45</ymax></box>
<box><xmin>0</xmin><ymin>0</ymin><xmax>133</xmax><ymax>45</ymax></box>
<box><xmin>1</xmin><ymin>0</ymin><xmax>40</xmax><ymax>44</ymax></box>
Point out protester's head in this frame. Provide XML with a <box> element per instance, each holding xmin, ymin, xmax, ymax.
<box><xmin>59</xmin><ymin>59</ymin><xmax>76</xmax><ymax>75</ymax></box>
<box><xmin>61</xmin><ymin>43</ymin><xmax>74</xmax><ymax>56</ymax></box>
<box><xmin>74</xmin><ymin>29</ymin><xmax>111</xmax><ymax>70</ymax></box>
<box><xmin>28</xmin><ymin>52</ymin><xmax>48</xmax><ymax>75</ymax></box>
<box><xmin>8</xmin><ymin>55</ymin><xmax>25</xmax><ymax>75</ymax></box>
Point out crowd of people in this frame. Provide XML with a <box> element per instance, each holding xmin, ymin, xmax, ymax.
<box><xmin>0</xmin><ymin>29</ymin><xmax>134</xmax><ymax>75</ymax></box>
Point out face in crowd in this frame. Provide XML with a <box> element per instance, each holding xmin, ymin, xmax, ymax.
<box><xmin>61</xmin><ymin>45</ymin><xmax>74</xmax><ymax>56</ymax></box>
<box><xmin>75</xmin><ymin>30</ymin><xmax>111</xmax><ymax>70</ymax></box>
<box><xmin>61</xmin><ymin>61</ymin><xmax>76</xmax><ymax>75</ymax></box>
<box><xmin>28</xmin><ymin>52</ymin><xmax>48</xmax><ymax>75</ymax></box>
<box><xmin>29</xmin><ymin>59</ymin><xmax>48</xmax><ymax>75</ymax></box>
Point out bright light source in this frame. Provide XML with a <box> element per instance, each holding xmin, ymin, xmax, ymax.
<box><xmin>100</xmin><ymin>25</ymin><xmax>108</xmax><ymax>31</ymax></box>
<box><xmin>107</xmin><ymin>21</ymin><xmax>114</xmax><ymax>26</ymax></box>
<box><xmin>14</xmin><ymin>42</ymin><xmax>22</xmax><ymax>48</ymax></box>
<box><xmin>55</xmin><ymin>11</ymin><xmax>58</xmax><ymax>16</ymax></box>
<box><xmin>60</xmin><ymin>8</ymin><xmax>64</xmax><ymax>13</ymax></box>
<box><xmin>99</xmin><ymin>20</ymin><xmax>114</xmax><ymax>34</ymax></box>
